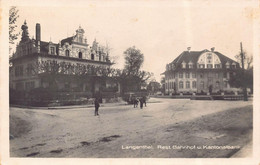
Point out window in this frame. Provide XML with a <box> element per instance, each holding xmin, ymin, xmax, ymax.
<box><xmin>192</xmin><ymin>73</ymin><xmax>196</xmax><ymax>78</ymax></box>
<box><xmin>79</xmin><ymin>36</ymin><xmax>83</xmax><ymax>43</ymax></box>
<box><xmin>216</xmin><ymin>81</ymin><xmax>220</xmax><ymax>88</ymax></box>
<box><xmin>185</xmin><ymin>72</ymin><xmax>190</xmax><ymax>78</ymax></box>
<box><xmin>224</xmin><ymin>81</ymin><xmax>228</xmax><ymax>88</ymax></box>
<box><xmin>192</xmin><ymin>81</ymin><xmax>196</xmax><ymax>88</ymax></box>
<box><xmin>226</xmin><ymin>62</ymin><xmax>230</xmax><ymax>68</ymax></box>
<box><xmin>25</xmin><ymin>81</ymin><xmax>35</xmax><ymax>91</ymax></box>
<box><xmin>188</xmin><ymin>63</ymin><xmax>193</xmax><ymax>69</ymax></box>
<box><xmin>215</xmin><ymin>73</ymin><xmax>219</xmax><ymax>78</ymax></box>
<box><xmin>171</xmin><ymin>64</ymin><xmax>175</xmax><ymax>70</ymax></box>
<box><xmin>182</xmin><ymin>63</ymin><xmax>186</xmax><ymax>68</ymax></box>
<box><xmin>179</xmin><ymin>72</ymin><xmax>183</xmax><ymax>78</ymax></box>
<box><xmin>16</xmin><ymin>82</ymin><xmax>24</xmax><ymax>91</ymax></box>
<box><xmin>26</xmin><ymin>64</ymin><xmax>33</xmax><ymax>76</ymax></box>
<box><xmin>15</xmin><ymin>66</ymin><xmax>23</xmax><ymax>77</ymax></box>
<box><xmin>65</xmin><ymin>50</ymin><xmax>70</xmax><ymax>57</ymax></box>
<box><xmin>200</xmin><ymin>81</ymin><xmax>204</xmax><ymax>89</ymax></box>
<box><xmin>78</xmin><ymin>52</ymin><xmax>82</xmax><ymax>59</ymax></box>
<box><xmin>199</xmin><ymin>64</ymin><xmax>205</xmax><ymax>68</ymax></box>
<box><xmin>223</xmin><ymin>72</ymin><xmax>227</xmax><ymax>78</ymax></box>
<box><xmin>65</xmin><ymin>82</ymin><xmax>70</xmax><ymax>89</ymax></box>
<box><xmin>230</xmin><ymin>72</ymin><xmax>233</xmax><ymax>78</ymax></box>
<box><xmin>186</xmin><ymin>81</ymin><xmax>190</xmax><ymax>89</ymax></box>
<box><xmin>200</xmin><ymin>73</ymin><xmax>203</xmax><ymax>78</ymax></box>
<box><xmin>91</xmin><ymin>54</ymin><xmax>94</xmax><ymax>60</ymax></box>
<box><xmin>50</xmin><ymin>47</ymin><xmax>55</xmax><ymax>55</ymax></box>
<box><xmin>15</xmin><ymin>67</ymin><xmax>19</xmax><ymax>76</ymax></box>
<box><xmin>179</xmin><ymin>81</ymin><xmax>183</xmax><ymax>89</ymax></box>
<box><xmin>232</xmin><ymin>64</ymin><xmax>236</xmax><ymax>69</ymax></box>
<box><xmin>207</xmin><ymin>64</ymin><xmax>213</xmax><ymax>68</ymax></box>
<box><xmin>166</xmin><ymin>65</ymin><xmax>169</xmax><ymax>71</ymax></box>
<box><xmin>215</xmin><ymin>64</ymin><xmax>221</xmax><ymax>68</ymax></box>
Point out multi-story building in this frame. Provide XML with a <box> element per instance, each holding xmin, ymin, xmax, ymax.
<box><xmin>10</xmin><ymin>21</ymin><xmax>116</xmax><ymax>98</ymax></box>
<box><xmin>163</xmin><ymin>47</ymin><xmax>240</xmax><ymax>95</ymax></box>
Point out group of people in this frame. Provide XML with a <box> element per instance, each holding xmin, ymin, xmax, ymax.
<box><xmin>133</xmin><ymin>96</ymin><xmax>147</xmax><ymax>109</ymax></box>
<box><xmin>94</xmin><ymin>96</ymin><xmax>148</xmax><ymax>116</ymax></box>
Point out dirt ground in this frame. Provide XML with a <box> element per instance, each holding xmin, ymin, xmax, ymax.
<box><xmin>9</xmin><ymin>98</ymin><xmax>252</xmax><ymax>158</ymax></box>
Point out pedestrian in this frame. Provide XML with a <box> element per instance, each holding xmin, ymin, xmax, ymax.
<box><xmin>136</xmin><ymin>98</ymin><xmax>139</xmax><ymax>107</ymax></box>
<box><xmin>134</xmin><ymin>97</ymin><xmax>138</xmax><ymax>108</ymax></box>
<box><xmin>94</xmin><ymin>98</ymin><xmax>100</xmax><ymax>116</ymax></box>
<box><xmin>140</xmin><ymin>97</ymin><xmax>143</xmax><ymax>109</ymax></box>
<box><xmin>143</xmin><ymin>96</ymin><xmax>147</xmax><ymax>107</ymax></box>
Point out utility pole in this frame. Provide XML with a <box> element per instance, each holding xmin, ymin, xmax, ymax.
<box><xmin>240</xmin><ymin>42</ymin><xmax>248</xmax><ymax>101</ymax></box>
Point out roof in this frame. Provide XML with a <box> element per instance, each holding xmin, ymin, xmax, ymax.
<box><xmin>170</xmin><ymin>50</ymin><xmax>238</xmax><ymax>65</ymax></box>
<box><xmin>214</xmin><ymin>51</ymin><xmax>238</xmax><ymax>64</ymax></box>
<box><xmin>40</xmin><ymin>41</ymin><xmax>59</xmax><ymax>54</ymax></box>
<box><xmin>61</xmin><ymin>36</ymin><xmax>74</xmax><ymax>46</ymax></box>
<box><xmin>11</xmin><ymin>52</ymin><xmax>113</xmax><ymax>66</ymax></box>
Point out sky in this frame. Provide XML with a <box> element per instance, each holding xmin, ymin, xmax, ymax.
<box><xmin>11</xmin><ymin>1</ymin><xmax>256</xmax><ymax>82</ymax></box>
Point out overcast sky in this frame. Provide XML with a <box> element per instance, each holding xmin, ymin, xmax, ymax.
<box><xmin>13</xmin><ymin>1</ymin><xmax>255</xmax><ymax>81</ymax></box>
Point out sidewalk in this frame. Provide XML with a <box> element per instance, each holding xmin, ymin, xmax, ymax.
<box><xmin>11</xmin><ymin>102</ymin><xmax>127</xmax><ymax>110</ymax></box>
<box><xmin>11</xmin><ymin>98</ymin><xmax>161</xmax><ymax>110</ymax></box>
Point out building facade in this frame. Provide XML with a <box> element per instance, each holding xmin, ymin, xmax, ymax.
<box><xmin>163</xmin><ymin>47</ymin><xmax>240</xmax><ymax>95</ymax></box>
<box><xmin>10</xmin><ymin>21</ymin><xmax>117</xmax><ymax>98</ymax></box>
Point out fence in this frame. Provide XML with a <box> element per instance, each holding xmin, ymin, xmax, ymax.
<box><xmin>10</xmin><ymin>88</ymin><xmax>120</xmax><ymax>107</ymax></box>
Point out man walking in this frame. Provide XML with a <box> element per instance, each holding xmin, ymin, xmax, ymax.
<box><xmin>140</xmin><ymin>97</ymin><xmax>143</xmax><ymax>109</ymax></box>
<box><xmin>133</xmin><ymin>97</ymin><xmax>138</xmax><ymax>108</ymax></box>
<box><xmin>143</xmin><ymin>96</ymin><xmax>147</xmax><ymax>107</ymax></box>
<box><xmin>94</xmin><ymin>98</ymin><xmax>100</xmax><ymax>116</ymax></box>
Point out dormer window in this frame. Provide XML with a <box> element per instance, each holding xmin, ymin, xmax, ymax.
<box><xmin>232</xmin><ymin>62</ymin><xmax>236</xmax><ymax>69</ymax></box>
<box><xmin>207</xmin><ymin>64</ymin><xmax>213</xmax><ymax>68</ymax></box>
<box><xmin>226</xmin><ymin>62</ymin><xmax>230</xmax><ymax>69</ymax></box>
<box><xmin>215</xmin><ymin>64</ymin><xmax>221</xmax><ymax>68</ymax></box>
<box><xmin>50</xmin><ymin>47</ymin><xmax>55</xmax><ymax>55</ymax></box>
<box><xmin>182</xmin><ymin>62</ymin><xmax>186</xmax><ymax>68</ymax></box>
<box><xmin>171</xmin><ymin>64</ymin><xmax>174</xmax><ymax>70</ymax></box>
<box><xmin>188</xmin><ymin>62</ymin><xmax>193</xmax><ymax>68</ymax></box>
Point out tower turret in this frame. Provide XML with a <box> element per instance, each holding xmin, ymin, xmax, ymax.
<box><xmin>21</xmin><ymin>20</ymin><xmax>29</xmax><ymax>42</ymax></box>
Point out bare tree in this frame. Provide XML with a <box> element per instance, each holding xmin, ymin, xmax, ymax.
<box><xmin>235</xmin><ymin>51</ymin><xmax>253</xmax><ymax>70</ymax></box>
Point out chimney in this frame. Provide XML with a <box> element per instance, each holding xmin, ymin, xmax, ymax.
<box><xmin>211</xmin><ymin>47</ymin><xmax>215</xmax><ymax>52</ymax></box>
<box><xmin>187</xmin><ymin>47</ymin><xmax>191</xmax><ymax>52</ymax></box>
<box><xmin>36</xmin><ymin>23</ymin><xmax>41</xmax><ymax>41</ymax></box>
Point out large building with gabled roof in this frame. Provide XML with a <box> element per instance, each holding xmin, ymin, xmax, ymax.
<box><xmin>10</xmin><ymin>21</ymin><xmax>117</xmax><ymax>105</ymax></box>
<box><xmin>163</xmin><ymin>47</ymin><xmax>240</xmax><ymax>95</ymax></box>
